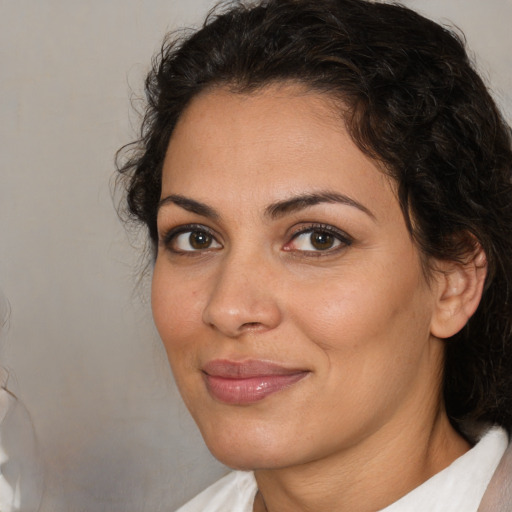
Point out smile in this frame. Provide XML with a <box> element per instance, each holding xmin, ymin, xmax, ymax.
<box><xmin>202</xmin><ymin>359</ymin><xmax>310</xmax><ymax>405</ymax></box>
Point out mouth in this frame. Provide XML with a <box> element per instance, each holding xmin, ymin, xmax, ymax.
<box><xmin>202</xmin><ymin>359</ymin><xmax>310</xmax><ymax>405</ymax></box>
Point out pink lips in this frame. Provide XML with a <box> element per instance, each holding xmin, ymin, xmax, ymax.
<box><xmin>202</xmin><ymin>359</ymin><xmax>309</xmax><ymax>405</ymax></box>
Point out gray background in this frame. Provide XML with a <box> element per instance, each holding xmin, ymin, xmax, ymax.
<box><xmin>0</xmin><ymin>1</ymin><xmax>510</xmax><ymax>511</ymax></box>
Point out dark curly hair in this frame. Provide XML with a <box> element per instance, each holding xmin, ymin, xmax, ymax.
<box><xmin>117</xmin><ymin>0</ymin><xmax>512</xmax><ymax>432</ymax></box>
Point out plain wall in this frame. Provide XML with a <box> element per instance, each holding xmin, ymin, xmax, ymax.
<box><xmin>0</xmin><ymin>1</ymin><xmax>510</xmax><ymax>511</ymax></box>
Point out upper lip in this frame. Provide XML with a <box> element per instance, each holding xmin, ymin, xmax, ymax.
<box><xmin>202</xmin><ymin>359</ymin><xmax>308</xmax><ymax>378</ymax></box>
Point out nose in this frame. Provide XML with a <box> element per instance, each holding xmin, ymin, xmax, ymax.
<box><xmin>202</xmin><ymin>253</ymin><xmax>283</xmax><ymax>337</ymax></box>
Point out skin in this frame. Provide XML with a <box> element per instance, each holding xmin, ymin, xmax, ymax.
<box><xmin>152</xmin><ymin>84</ymin><xmax>477</xmax><ymax>511</ymax></box>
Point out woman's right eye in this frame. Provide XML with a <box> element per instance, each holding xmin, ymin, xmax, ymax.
<box><xmin>163</xmin><ymin>228</ymin><xmax>222</xmax><ymax>253</ymax></box>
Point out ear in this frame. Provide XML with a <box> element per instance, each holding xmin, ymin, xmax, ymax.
<box><xmin>430</xmin><ymin>245</ymin><xmax>487</xmax><ymax>339</ymax></box>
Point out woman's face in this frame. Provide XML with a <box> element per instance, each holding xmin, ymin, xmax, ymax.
<box><xmin>152</xmin><ymin>84</ymin><xmax>445</xmax><ymax>470</ymax></box>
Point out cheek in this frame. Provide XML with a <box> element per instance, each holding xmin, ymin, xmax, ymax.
<box><xmin>151</xmin><ymin>267</ymin><xmax>209</xmax><ymax>413</ymax></box>
<box><xmin>291</xmin><ymin>268</ymin><xmax>436</xmax><ymax>424</ymax></box>
<box><xmin>291</xmin><ymin>258</ymin><xmax>433</xmax><ymax>360</ymax></box>
<box><xmin>151</xmin><ymin>264</ymin><xmax>204</xmax><ymax>363</ymax></box>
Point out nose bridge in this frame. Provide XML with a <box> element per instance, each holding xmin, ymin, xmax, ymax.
<box><xmin>202</xmin><ymin>245</ymin><xmax>282</xmax><ymax>336</ymax></box>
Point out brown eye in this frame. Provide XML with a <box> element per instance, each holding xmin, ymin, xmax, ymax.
<box><xmin>189</xmin><ymin>231</ymin><xmax>213</xmax><ymax>249</ymax></box>
<box><xmin>310</xmin><ymin>231</ymin><xmax>335</xmax><ymax>250</ymax></box>
<box><xmin>285</xmin><ymin>225</ymin><xmax>352</xmax><ymax>254</ymax></box>
<box><xmin>167</xmin><ymin>228</ymin><xmax>222</xmax><ymax>252</ymax></box>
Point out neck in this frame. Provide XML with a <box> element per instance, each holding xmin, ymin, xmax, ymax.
<box><xmin>253</xmin><ymin>410</ymin><xmax>470</xmax><ymax>512</ymax></box>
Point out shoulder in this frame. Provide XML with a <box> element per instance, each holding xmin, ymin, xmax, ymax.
<box><xmin>175</xmin><ymin>471</ymin><xmax>257</xmax><ymax>512</ymax></box>
<box><xmin>478</xmin><ymin>428</ymin><xmax>512</xmax><ymax>512</ymax></box>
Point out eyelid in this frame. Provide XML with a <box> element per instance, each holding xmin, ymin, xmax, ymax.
<box><xmin>284</xmin><ymin>223</ymin><xmax>353</xmax><ymax>252</ymax></box>
<box><xmin>159</xmin><ymin>223</ymin><xmax>222</xmax><ymax>251</ymax></box>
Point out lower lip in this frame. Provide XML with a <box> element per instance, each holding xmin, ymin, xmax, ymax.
<box><xmin>204</xmin><ymin>372</ymin><xmax>308</xmax><ymax>405</ymax></box>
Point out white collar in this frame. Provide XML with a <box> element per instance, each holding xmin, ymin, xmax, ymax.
<box><xmin>379</xmin><ymin>427</ymin><xmax>508</xmax><ymax>512</ymax></box>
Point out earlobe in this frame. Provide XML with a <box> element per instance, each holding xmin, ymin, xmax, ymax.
<box><xmin>430</xmin><ymin>247</ymin><xmax>487</xmax><ymax>339</ymax></box>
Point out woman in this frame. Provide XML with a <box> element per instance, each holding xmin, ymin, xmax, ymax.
<box><xmin>117</xmin><ymin>0</ymin><xmax>512</xmax><ymax>510</ymax></box>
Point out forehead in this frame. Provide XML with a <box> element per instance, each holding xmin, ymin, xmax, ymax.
<box><xmin>161</xmin><ymin>84</ymin><xmax>395</xmax><ymax>217</ymax></box>
<box><xmin>168</xmin><ymin>83</ymin><xmax>343</xmax><ymax>160</ymax></box>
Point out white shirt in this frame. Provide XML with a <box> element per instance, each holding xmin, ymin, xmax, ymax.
<box><xmin>176</xmin><ymin>427</ymin><xmax>508</xmax><ymax>512</ymax></box>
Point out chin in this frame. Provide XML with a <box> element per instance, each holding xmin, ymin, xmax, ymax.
<box><xmin>210</xmin><ymin>447</ymin><xmax>287</xmax><ymax>471</ymax></box>
<box><xmin>200</xmin><ymin>423</ymin><xmax>293</xmax><ymax>471</ymax></box>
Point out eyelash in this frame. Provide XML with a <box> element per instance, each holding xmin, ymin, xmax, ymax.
<box><xmin>285</xmin><ymin>223</ymin><xmax>353</xmax><ymax>255</ymax></box>
<box><xmin>160</xmin><ymin>224</ymin><xmax>220</xmax><ymax>254</ymax></box>
<box><xmin>159</xmin><ymin>222</ymin><xmax>353</xmax><ymax>256</ymax></box>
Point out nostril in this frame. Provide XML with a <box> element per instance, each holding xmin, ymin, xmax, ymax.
<box><xmin>242</xmin><ymin>322</ymin><xmax>262</xmax><ymax>328</ymax></box>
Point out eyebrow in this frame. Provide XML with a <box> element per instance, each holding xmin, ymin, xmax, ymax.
<box><xmin>158</xmin><ymin>194</ymin><xmax>220</xmax><ymax>220</ymax></box>
<box><xmin>265</xmin><ymin>191</ymin><xmax>375</xmax><ymax>220</ymax></box>
<box><xmin>158</xmin><ymin>191</ymin><xmax>375</xmax><ymax>220</ymax></box>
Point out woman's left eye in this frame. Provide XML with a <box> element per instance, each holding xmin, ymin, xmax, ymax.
<box><xmin>285</xmin><ymin>227</ymin><xmax>351</xmax><ymax>253</ymax></box>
